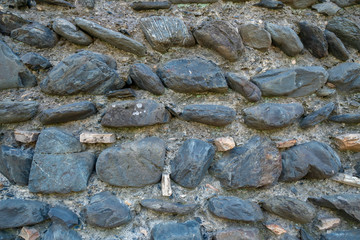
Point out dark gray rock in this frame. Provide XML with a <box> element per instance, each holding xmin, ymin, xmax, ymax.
<box><xmin>106</xmin><ymin>88</ymin><xmax>136</xmax><ymax>98</ymax></box>
<box><xmin>75</xmin><ymin>18</ymin><xmax>146</xmax><ymax>56</ymax></box>
<box><xmin>298</xmin><ymin>22</ymin><xmax>328</xmax><ymax>58</ymax></box>
<box><xmin>254</xmin><ymin>0</ymin><xmax>284</xmax><ymax>9</ymax></box>
<box><xmin>140</xmin><ymin>199</ymin><xmax>199</xmax><ymax>215</ymax></box>
<box><xmin>265</xmin><ymin>22</ymin><xmax>304</xmax><ymax>56</ymax></box>
<box><xmin>52</xmin><ymin>18</ymin><xmax>93</xmax><ymax>46</ymax></box>
<box><xmin>84</xmin><ymin>191</ymin><xmax>131</xmax><ymax>228</ymax></box>
<box><xmin>243</xmin><ymin>103</ymin><xmax>304</xmax><ymax>130</ymax></box>
<box><xmin>208</xmin><ymin>196</ymin><xmax>263</xmax><ymax>222</ymax></box>
<box><xmin>329</xmin><ymin>114</ymin><xmax>360</xmax><ymax>124</ymax></box>
<box><xmin>0</xmin><ymin>12</ymin><xmax>30</xmax><ymax>36</ymax></box>
<box><xmin>0</xmin><ymin>199</ymin><xmax>49</xmax><ymax>229</ymax></box>
<box><xmin>280</xmin><ymin>141</ymin><xmax>341</xmax><ymax>182</ymax></box>
<box><xmin>96</xmin><ymin>137</ymin><xmax>166</xmax><ymax>187</ymax></box>
<box><xmin>170</xmin><ymin>0</ymin><xmax>216</xmax><ymax>2</ymax></box>
<box><xmin>320</xmin><ymin>230</ymin><xmax>360</xmax><ymax>240</ymax></box>
<box><xmin>77</xmin><ymin>0</ymin><xmax>95</xmax><ymax>8</ymax></box>
<box><xmin>299</xmin><ymin>102</ymin><xmax>335</xmax><ymax>129</ymax></box>
<box><xmin>209</xmin><ymin>136</ymin><xmax>281</xmax><ymax>189</ymax></box>
<box><xmin>251</xmin><ymin>66</ymin><xmax>328</xmax><ymax>97</ymax></box>
<box><xmin>130</xmin><ymin>1</ymin><xmax>171</xmax><ymax>10</ymax></box>
<box><xmin>280</xmin><ymin>0</ymin><xmax>317</xmax><ymax>8</ymax></box>
<box><xmin>193</xmin><ymin>20</ymin><xmax>244</xmax><ymax>61</ymax></box>
<box><xmin>327</xmin><ymin>62</ymin><xmax>360</xmax><ymax>93</ymax></box>
<box><xmin>312</xmin><ymin>2</ymin><xmax>341</xmax><ymax>16</ymax></box>
<box><xmin>181</xmin><ymin>105</ymin><xmax>236</xmax><ymax>126</ymax></box>
<box><xmin>139</xmin><ymin>16</ymin><xmax>195</xmax><ymax>53</ymax></box>
<box><xmin>157</xmin><ymin>58</ymin><xmax>228</xmax><ymax>93</ymax></box>
<box><xmin>0</xmin><ymin>101</ymin><xmax>39</xmax><ymax>124</ymax></box>
<box><xmin>0</xmin><ymin>230</ymin><xmax>16</xmax><ymax>240</ymax></box>
<box><xmin>325</xmin><ymin>30</ymin><xmax>350</xmax><ymax>61</ymax></box>
<box><xmin>38</xmin><ymin>0</ymin><xmax>75</xmax><ymax>7</ymax></box>
<box><xmin>326</xmin><ymin>17</ymin><xmax>360</xmax><ymax>51</ymax></box>
<box><xmin>0</xmin><ymin>145</ymin><xmax>33</xmax><ymax>186</ymax></box>
<box><xmin>226</xmin><ymin>72</ymin><xmax>261</xmax><ymax>102</ymax></box>
<box><xmin>281</xmin><ymin>234</ymin><xmax>300</xmax><ymax>240</ymax></box>
<box><xmin>101</xmin><ymin>100</ymin><xmax>170</xmax><ymax>127</ymax></box>
<box><xmin>151</xmin><ymin>220</ymin><xmax>202</xmax><ymax>240</ymax></box>
<box><xmin>40</xmin><ymin>51</ymin><xmax>124</xmax><ymax>95</ymax></box>
<box><xmin>0</xmin><ymin>41</ymin><xmax>36</xmax><ymax>90</ymax></box>
<box><xmin>170</xmin><ymin>139</ymin><xmax>215</xmax><ymax>188</ymax></box>
<box><xmin>330</xmin><ymin>0</ymin><xmax>360</xmax><ymax>7</ymax></box>
<box><xmin>43</xmin><ymin>222</ymin><xmax>82</xmax><ymax>240</ymax></box>
<box><xmin>39</xmin><ymin>101</ymin><xmax>97</xmax><ymax>125</ymax></box>
<box><xmin>21</xmin><ymin>52</ymin><xmax>52</xmax><ymax>70</ymax></box>
<box><xmin>48</xmin><ymin>206</ymin><xmax>79</xmax><ymax>228</ymax></box>
<box><xmin>238</xmin><ymin>23</ymin><xmax>272</xmax><ymax>51</ymax></box>
<box><xmin>300</xmin><ymin>228</ymin><xmax>315</xmax><ymax>240</ymax></box>
<box><xmin>213</xmin><ymin>228</ymin><xmax>260</xmax><ymax>240</ymax></box>
<box><xmin>129</xmin><ymin>63</ymin><xmax>165</xmax><ymax>95</ymax></box>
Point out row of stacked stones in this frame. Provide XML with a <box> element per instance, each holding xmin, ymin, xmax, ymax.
<box><xmin>0</xmin><ymin>0</ymin><xmax>360</xmax><ymax>239</ymax></box>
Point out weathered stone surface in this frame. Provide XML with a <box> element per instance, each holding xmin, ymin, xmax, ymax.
<box><xmin>325</xmin><ymin>30</ymin><xmax>350</xmax><ymax>61</ymax></box>
<box><xmin>300</xmin><ymin>228</ymin><xmax>316</xmax><ymax>240</ymax></box>
<box><xmin>130</xmin><ymin>1</ymin><xmax>171</xmax><ymax>10</ymax></box>
<box><xmin>106</xmin><ymin>88</ymin><xmax>136</xmax><ymax>98</ymax></box>
<box><xmin>39</xmin><ymin>101</ymin><xmax>97</xmax><ymax>125</ymax></box>
<box><xmin>181</xmin><ymin>104</ymin><xmax>236</xmax><ymax>126</ymax></box>
<box><xmin>298</xmin><ymin>22</ymin><xmax>328</xmax><ymax>58</ymax></box>
<box><xmin>276</xmin><ymin>139</ymin><xmax>297</xmax><ymax>149</ymax></box>
<box><xmin>281</xmin><ymin>0</ymin><xmax>317</xmax><ymax>8</ymax></box>
<box><xmin>320</xmin><ymin>230</ymin><xmax>360</xmax><ymax>240</ymax></box>
<box><xmin>170</xmin><ymin>0</ymin><xmax>216</xmax><ymax>3</ymax></box>
<box><xmin>0</xmin><ymin>41</ymin><xmax>36</xmax><ymax>90</ymax></box>
<box><xmin>209</xmin><ymin>136</ymin><xmax>281</xmax><ymax>189</ymax></box>
<box><xmin>84</xmin><ymin>191</ymin><xmax>131</xmax><ymax>228</ymax></box>
<box><xmin>312</xmin><ymin>2</ymin><xmax>341</xmax><ymax>16</ymax></box>
<box><xmin>317</xmin><ymin>217</ymin><xmax>341</xmax><ymax>230</ymax></box>
<box><xmin>39</xmin><ymin>0</ymin><xmax>75</xmax><ymax>7</ymax></box>
<box><xmin>265</xmin><ymin>22</ymin><xmax>304</xmax><ymax>56</ymax></box>
<box><xmin>171</xmin><ymin>139</ymin><xmax>215</xmax><ymax>188</ymax></box>
<box><xmin>226</xmin><ymin>72</ymin><xmax>261</xmax><ymax>102</ymax></box>
<box><xmin>243</xmin><ymin>103</ymin><xmax>304</xmax><ymax>130</ymax></box>
<box><xmin>280</xmin><ymin>141</ymin><xmax>341</xmax><ymax>182</ymax></box>
<box><xmin>251</xmin><ymin>66</ymin><xmax>328</xmax><ymax>97</ymax></box>
<box><xmin>239</xmin><ymin>23</ymin><xmax>271</xmax><ymax>51</ymax></box>
<box><xmin>48</xmin><ymin>206</ymin><xmax>79</xmax><ymax>228</ymax></box>
<box><xmin>0</xmin><ymin>230</ymin><xmax>16</xmax><ymax>240</ymax></box>
<box><xmin>40</xmin><ymin>51</ymin><xmax>124</xmax><ymax>95</ymax></box>
<box><xmin>208</xmin><ymin>196</ymin><xmax>263</xmax><ymax>222</ymax></box>
<box><xmin>161</xmin><ymin>173</ymin><xmax>172</xmax><ymax>197</ymax></box>
<box><xmin>214</xmin><ymin>137</ymin><xmax>236</xmax><ymax>152</ymax></box>
<box><xmin>80</xmin><ymin>133</ymin><xmax>116</xmax><ymax>144</ymax></box>
<box><xmin>96</xmin><ymin>137</ymin><xmax>166</xmax><ymax>187</ymax></box>
<box><xmin>0</xmin><ymin>12</ymin><xmax>30</xmax><ymax>36</ymax></box>
<box><xmin>254</xmin><ymin>0</ymin><xmax>284</xmax><ymax>9</ymax></box>
<box><xmin>334</xmin><ymin>134</ymin><xmax>360</xmax><ymax>152</ymax></box>
<box><xmin>0</xmin><ymin>101</ymin><xmax>39</xmax><ymax>124</ymax></box>
<box><xmin>157</xmin><ymin>58</ymin><xmax>227</xmax><ymax>93</ymax></box>
<box><xmin>129</xmin><ymin>63</ymin><xmax>165</xmax><ymax>95</ymax></box>
<box><xmin>193</xmin><ymin>20</ymin><xmax>243</xmax><ymax>61</ymax></box>
<box><xmin>101</xmin><ymin>100</ymin><xmax>170</xmax><ymax>127</ymax></box>
<box><xmin>299</xmin><ymin>102</ymin><xmax>335</xmax><ymax>129</ymax></box>
<box><xmin>140</xmin><ymin>199</ymin><xmax>199</xmax><ymax>215</ymax></box>
<box><xmin>213</xmin><ymin>228</ymin><xmax>260</xmax><ymax>240</ymax></box>
<box><xmin>329</xmin><ymin>114</ymin><xmax>360</xmax><ymax>124</ymax></box>
<box><xmin>327</xmin><ymin>62</ymin><xmax>360</xmax><ymax>93</ymax></box>
<box><xmin>43</xmin><ymin>223</ymin><xmax>82</xmax><ymax>240</ymax></box>
<box><xmin>266</xmin><ymin>224</ymin><xmax>287</xmax><ymax>235</ymax></box>
<box><xmin>21</xmin><ymin>52</ymin><xmax>52</xmax><ymax>70</ymax></box>
<box><xmin>261</xmin><ymin>196</ymin><xmax>316</xmax><ymax>223</ymax></box>
<box><xmin>77</xmin><ymin>0</ymin><xmax>95</xmax><ymax>8</ymax></box>
<box><xmin>326</xmin><ymin>17</ymin><xmax>360</xmax><ymax>51</ymax></box>
<box><xmin>151</xmin><ymin>221</ymin><xmax>202</xmax><ymax>240</ymax></box>
<box><xmin>52</xmin><ymin>18</ymin><xmax>93</xmax><ymax>46</ymax></box>
<box><xmin>316</xmin><ymin>86</ymin><xmax>337</xmax><ymax>97</ymax></box>
<box><xmin>0</xmin><ymin>199</ymin><xmax>49</xmax><ymax>229</ymax></box>
<box><xmin>14</xmin><ymin>130</ymin><xmax>40</xmax><ymax>143</ymax></box>
<box><xmin>75</xmin><ymin>18</ymin><xmax>146</xmax><ymax>56</ymax></box>
<box><xmin>139</xmin><ymin>16</ymin><xmax>195</xmax><ymax>53</ymax></box>
<box><xmin>330</xmin><ymin>0</ymin><xmax>360</xmax><ymax>7</ymax></box>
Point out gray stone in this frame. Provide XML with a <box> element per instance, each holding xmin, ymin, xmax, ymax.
<box><xmin>39</xmin><ymin>101</ymin><xmax>97</xmax><ymax>125</ymax></box>
<box><xmin>181</xmin><ymin>105</ymin><xmax>236</xmax><ymax>126</ymax></box>
<box><xmin>243</xmin><ymin>103</ymin><xmax>304</xmax><ymax>130</ymax></box>
<box><xmin>0</xmin><ymin>230</ymin><xmax>15</xmax><ymax>240</ymax></box>
<box><xmin>280</xmin><ymin>0</ymin><xmax>317</xmax><ymax>8</ymax></box>
<box><xmin>130</xmin><ymin>1</ymin><xmax>171</xmax><ymax>10</ymax></box>
<box><xmin>312</xmin><ymin>2</ymin><xmax>341</xmax><ymax>16</ymax></box>
<box><xmin>96</xmin><ymin>137</ymin><xmax>166</xmax><ymax>187</ymax></box>
<box><xmin>298</xmin><ymin>22</ymin><xmax>328</xmax><ymax>58</ymax></box>
<box><xmin>52</xmin><ymin>18</ymin><xmax>93</xmax><ymax>46</ymax></box>
<box><xmin>101</xmin><ymin>100</ymin><xmax>170</xmax><ymax>127</ymax></box>
<box><xmin>151</xmin><ymin>220</ymin><xmax>202</xmax><ymax>240</ymax></box>
<box><xmin>325</xmin><ymin>30</ymin><xmax>350</xmax><ymax>61</ymax></box>
<box><xmin>140</xmin><ymin>199</ymin><xmax>199</xmax><ymax>215</ymax></box>
<box><xmin>157</xmin><ymin>58</ymin><xmax>228</xmax><ymax>93</ymax></box>
<box><xmin>329</xmin><ymin>114</ymin><xmax>360</xmax><ymax>124</ymax></box>
<box><xmin>329</xmin><ymin>0</ymin><xmax>360</xmax><ymax>7</ymax></box>
<box><xmin>0</xmin><ymin>199</ymin><xmax>49</xmax><ymax>229</ymax></box>
<box><xmin>320</xmin><ymin>230</ymin><xmax>360</xmax><ymax>240</ymax></box>
<box><xmin>251</xmin><ymin>66</ymin><xmax>328</xmax><ymax>97</ymax></box>
<box><xmin>77</xmin><ymin>0</ymin><xmax>95</xmax><ymax>8</ymax></box>
<box><xmin>226</xmin><ymin>72</ymin><xmax>261</xmax><ymax>102</ymax></box>
<box><xmin>21</xmin><ymin>52</ymin><xmax>52</xmax><ymax>70</ymax></box>
<box><xmin>281</xmin><ymin>234</ymin><xmax>300</xmax><ymax>240</ymax></box>
<box><xmin>139</xmin><ymin>16</ymin><xmax>195</xmax><ymax>53</ymax></box>
<box><xmin>38</xmin><ymin>0</ymin><xmax>75</xmax><ymax>7</ymax></box>
<box><xmin>280</xmin><ymin>141</ymin><xmax>341</xmax><ymax>182</ymax></box>
<box><xmin>84</xmin><ymin>191</ymin><xmax>131</xmax><ymax>228</ymax></box>
<box><xmin>327</xmin><ymin>62</ymin><xmax>360</xmax><ymax>93</ymax></box>
<box><xmin>43</xmin><ymin>223</ymin><xmax>82</xmax><ymax>240</ymax></box>
<box><xmin>170</xmin><ymin>0</ymin><xmax>216</xmax><ymax>2</ymax></box>
<box><xmin>299</xmin><ymin>102</ymin><xmax>335</xmax><ymax>129</ymax></box>
<box><xmin>193</xmin><ymin>20</ymin><xmax>244</xmax><ymax>61</ymax></box>
<box><xmin>316</xmin><ymin>86</ymin><xmax>337</xmax><ymax>97</ymax></box>
<box><xmin>254</xmin><ymin>0</ymin><xmax>284</xmax><ymax>9</ymax></box>
<box><xmin>106</xmin><ymin>88</ymin><xmax>136</xmax><ymax>98</ymax></box>
<box><xmin>300</xmin><ymin>228</ymin><xmax>316</xmax><ymax>240</ymax></box>
<box><xmin>239</xmin><ymin>23</ymin><xmax>272</xmax><ymax>51</ymax></box>
<box><xmin>129</xmin><ymin>63</ymin><xmax>165</xmax><ymax>95</ymax></box>
<box><xmin>0</xmin><ymin>101</ymin><xmax>39</xmax><ymax>124</ymax></box>
<box><xmin>213</xmin><ymin>228</ymin><xmax>260</xmax><ymax>240</ymax></box>
<box><xmin>326</xmin><ymin>17</ymin><xmax>360</xmax><ymax>51</ymax></box>
<box><xmin>40</xmin><ymin>51</ymin><xmax>124</xmax><ymax>95</ymax></box>
<box><xmin>209</xmin><ymin>136</ymin><xmax>281</xmax><ymax>189</ymax></box>
<box><xmin>48</xmin><ymin>206</ymin><xmax>79</xmax><ymax>228</ymax></box>
<box><xmin>0</xmin><ymin>12</ymin><xmax>30</xmax><ymax>36</ymax></box>
<box><xmin>170</xmin><ymin>139</ymin><xmax>215</xmax><ymax>188</ymax></box>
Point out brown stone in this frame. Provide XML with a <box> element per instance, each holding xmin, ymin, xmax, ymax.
<box><xmin>317</xmin><ymin>217</ymin><xmax>341</xmax><ymax>230</ymax></box>
<box><xmin>19</xmin><ymin>227</ymin><xmax>40</xmax><ymax>240</ymax></box>
<box><xmin>276</xmin><ymin>139</ymin><xmax>297</xmax><ymax>149</ymax></box>
<box><xmin>80</xmin><ymin>133</ymin><xmax>116</xmax><ymax>144</ymax></box>
<box><xmin>265</xmin><ymin>224</ymin><xmax>286</xmax><ymax>235</ymax></box>
<box><xmin>14</xmin><ymin>130</ymin><xmax>40</xmax><ymax>143</ymax></box>
<box><xmin>334</xmin><ymin>134</ymin><xmax>360</xmax><ymax>152</ymax></box>
<box><xmin>214</xmin><ymin>137</ymin><xmax>235</xmax><ymax>152</ymax></box>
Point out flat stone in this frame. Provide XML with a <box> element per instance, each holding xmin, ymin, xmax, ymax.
<box><xmin>48</xmin><ymin>206</ymin><xmax>79</xmax><ymax>228</ymax></box>
<box><xmin>151</xmin><ymin>221</ymin><xmax>202</xmax><ymax>240</ymax></box>
<box><xmin>43</xmin><ymin>223</ymin><xmax>81</xmax><ymax>240</ymax></box>
<box><xmin>75</xmin><ymin>18</ymin><xmax>146</xmax><ymax>56</ymax></box>
<box><xmin>106</xmin><ymin>88</ymin><xmax>136</xmax><ymax>98</ymax></box>
<box><xmin>281</xmin><ymin>234</ymin><xmax>299</xmax><ymax>240</ymax></box>
<box><xmin>327</xmin><ymin>62</ymin><xmax>360</xmax><ymax>93</ymax></box>
<box><xmin>276</xmin><ymin>139</ymin><xmax>297</xmax><ymax>149</ymax></box>
<box><xmin>80</xmin><ymin>133</ymin><xmax>116</xmax><ymax>144</ymax></box>
<box><xmin>0</xmin><ymin>101</ymin><xmax>39</xmax><ymax>124</ymax></box>
<box><xmin>265</xmin><ymin>22</ymin><xmax>304</xmax><ymax>56</ymax></box>
<box><xmin>239</xmin><ymin>23</ymin><xmax>272</xmax><ymax>51</ymax></box>
<box><xmin>161</xmin><ymin>173</ymin><xmax>172</xmax><ymax>197</ymax></box>
<box><xmin>130</xmin><ymin>1</ymin><xmax>171</xmax><ymax>10</ymax></box>
<box><xmin>243</xmin><ymin>103</ymin><xmax>304</xmax><ymax>130</ymax></box>
<box><xmin>326</xmin><ymin>17</ymin><xmax>360</xmax><ymax>51</ymax></box>
<box><xmin>96</xmin><ymin>137</ymin><xmax>166</xmax><ymax>187</ymax></box>
<box><xmin>0</xmin><ymin>12</ymin><xmax>30</xmax><ymax>36</ymax></box>
<box><xmin>170</xmin><ymin>0</ymin><xmax>217</xmax><ymax>3</ymax></box>
<box><xmin>77</xmin><ymin>0</ymin><xmax>95</xmax><ymax>8</ymax></box>
<box><xmin>312</xmin><ymin>2</ymin><xmax>341</xmax><ymax>16</ymax></box>
<box><xmin>101</xmin><ymin>100</ymin><xmax>170</xmax><ymax>127</ymax></box>
<box><xmin>140</xmin><ymin>199</ymin><xmax>199</xmax><ymax>215</ymax></box>
<box><xmin>320</xmin><ymin>230</ymin><xmax>360</xmax><ymax>240</ymax></box>
<box><xmin>213</xmin><ymin>228</ymin><xmax>260</xmax><ymax>240</ymax></box>
<box><xmin>226</xmin><ymin>72</ymin><xmax>261</xmax><ymax>102</ymax></box>
<box><xmin>19</xmin><ymin>227</ymin><xmax>39</xmax><ymax>240</ymax></box>
<box><xmin>14</xmin><ymin>130</ymin><xmax>40</xmax><ymax>143</ymax></box>
<box><xmin>40</xmin><ymin>51</ymin><xmax>123</xmax><ymax>95</ymax></box>
<box><xmin>280</xmin><ymin>0</ymin><xmax>317</xmax><ymax>8</ymax></box>
<box><xmin>317</xmin><ymin>217</ymin><xmax>341</xmax><ymax>230</ymax></box>
<box><xmin>157</xmin><ymin>58</ymin><xmax>227</xmax><ymax>93</ymax></box>
<box><xmin>214</xmin><ymin>137</ymin><xmax>236</xmax><ymax>152</ymax></box>
<box><xmin>21</xmin><ymin>52</ymin><xmax>52</xmax><ymax>70</ymax></box>
<box><xmin>84</xmin><ymin>191</ymin><xmax>131</xmax><ymax>228</ymax></box>
<box><xmin>129</xmin><ymin>63</ymin><xmax>165</xmax><ymax>95</ymax></box>
<box><xmin>329</xmin><ymin>114</ymin><xmax>360</xmax><ymax>124</ymax></box>
<box><xmin>39</xmin><ymin>0</ymin><xmax>75</xmax><ymax>7</ymax></box>
<box><xmin>298</xmin><ymin>22</ymin><xmax>328</xmax><ymax>58</ymax></box>
<box><xmin>0</xmin><ymin>199</ymin><xmax>49</xmax><ymax>229</ymax></box>
<box><xmin>316</xmin><ymin>86</ymin><xmax>337</xmax><ymax>97</ymax></box>
<box><xmin>209</xmin><ymin>136</ymin><xmax>281</xmax><ymax>189</ymax></box>
<box><xmin>139</xmin><ymin>16</ymin><xmax>195</xmax><ymax>53</ymax></box>
<box><xmin>52</xmin><ymin>18</ymin><xmax>93</xmax><ymax>46</ymax></box>
<box><xmin>333</xmin><ymin>134</ymin><xmax>360</xmax><ymax>152</ymax></box>
<box><xmin>170</xmin><ymin>139</ymin><xmax>215</xmax><ymax>188</ymax></box>
<box><xmin>251</xmin><ymin>66</ymin><xmax>328</xmax><ymax>97</ymax></box>
<box><xmin>254</xmin><ymin>0</ymin><xmax>284</xmax><ymax>9</ymax></box>
<box><xmin>299</xmin><ymin>102</ymin><xmax>335</xmax><ymax>129</ymax></box>
<box><xmin>208</xmin><ymin>196</ymin><xmax>263</xmax><ymax>222</ymax></box>
<box><xmin>330</xmin><ymin>0</ymin><xmax>360</xmax><ymax>7</ymax></box>
<box><xmin>181</xmin><ymin>104</ymin><xmax>236</xmax><ymax>126</ymax></box>
<box><xmin>193</xmin><ymin>20</ymin><xmax>244</xmax><ymax>61</ymax></box>
<box><xmin>39</xmin><ymin>101</ymin><xmax>97</xmax><ymax>124</ymax></box>
<box><xmin>300</xmin><ymin>228</ymin><xmax>316</xmax><ymax>240</ymax></box>
<box><xmin>265</xmin><ymin>224</ymin><xmax>287</xmax><ymax>235</ymax></box>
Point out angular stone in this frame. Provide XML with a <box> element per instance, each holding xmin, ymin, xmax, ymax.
<box><xmin>265</xmin><ymin>22</ymin><xmax>304</xmax><ymax>56</ymax></box>
<box><xmin>243</xmin><ymin>103</ymin><xmax>304</xmax><ymax>130</ymax></box>
<box><xmin>140</xmin><ymin>199</ymin><xmax>199</xmax><ymax>215</ymax></box>
<box><xmin>80</xmin><ymin>133</ymin><xmax>116</xmax><ymax>144</ymax></box>
<box><xmin>139</xmin><ymin>16</ymin><xmax>194</xmax><ymax>53</ymax></box>
<box><xmin>170</xmin><ymin>0</ymin><xmax>216</xmax><ymax>2</ymax></box>
<box><xmin>281</xmin><ymin>0</ymin><xmax>317</xmax><ymax>8</ymax></box>
<box><xmin>265</xmin><ymin>224</ymin><xmax>287</xmax><ymax>235</ymax></box>
<box><xmin>40</xmin><ymin>51</ymin><xmax>123</xmax><ymax>95</ymax></box>
<box><xmin>106</xmin><ymin>88</ymin><xmax>136</xmax><ymax>98</ymax></box>
<box><xmin>181</xmin><ymin>104</ymin><xmax>236</xmax><ymax>126</ymax></box>
<box><xmin>251</xmin><ymin>66</ymin><xmax>328</xmax><ymax>97</ymax></box>
<box><xmin>239</xmin><ymin>23</ymin><xmax>272</xmax><ymax>51</ymax></box>
<box><xmin>52</xmin><ymin>18</ymin><xmax>93</xmax><ymax>46</ymax></box>
<box><xmin>14</xmin><ymin>130</ymin><xmax>40</xmax><ymax>143</ymax></box>
<box><xmin>157</xmin><ymin>58</ymin><xmax>227</xmax><ymax>93</ymax></box>
<box><xmin>333</xmin><ymin>134</ymin><xmax>360</xmax><ymax>152</ymax></box>
<box><xmin>130</xmin><ymin>1</ymin><xmax>171</xmax><ymax>10</ymax></box>
<box><xmin>300</xmin><ymin>228</ymin><xmax>316</xmax><ymax>240</ymax></box>
<box><xmin>254</xmin><ymin>0</ymin><xmax>284</xmax><ymax>9</ymax></box>
<box><xmin>39</xmin><ymin>0</ymin><xmax>75</xmax><ymax>7</ymax></box>
<box><xmin>101</xmin><ymin>100</ymin><xmax>170</xmax><ymax>127</ymax></box>
<box><xmin>193</xmin><ymin>20</ymin><xmax>243</xmax><ymax>61</ymax></box>
<box><xmin>330</xmin><ymin>0</ymin><xmax>360</xmax><ymax>7</ymax></box>
<box><xmin>281</xmin><ymin>234</ymin><xmax>298</xmax><ymax>240</ymax></box>
<box><xmin>312</xmin><ymin>2</ymin><xmax>341</xmax><ymax>16</ymax></box>
<box><xmin>276</xmin><ymin>139</ymin><xmax>297</xmax><ymax>149</ymax></box>
<box><xmin>326</xmin><ymin>17</ymin><xmax>360</xmax><ymax>51</ymax></box>
<box><xmin>21</xmin><ymin>52</ymin><xmax>52</xmax><ymax>70</ymax></box>
<box><xmin>84</xmin><ymin>191</ymin><xmax>131</xmax><ymax>228</ymax></box>
<box><xmin>213</xmin><ymin>228</ymin><xmax>260</xmax><ymax>240</ymax></box>
<box><xmin>0</xmin><ymin>41</ymin><xmax>36</xmax><ymax>90</ymax></box>
<box><xmin>19</xmin><ymin>227</ymin><xmax>40</xmax><ymax>240</ymax></box>
<box><xmin>170</xmin><ymin>139</ymin><xmax>215</xmax><ymax>188</ymax></box>
<box><xmin>43</xmin><ymin>223</ymin><xmax>81</xmax><ymax>240</ymax></box>
<box><xmin>214</xmin><ymin>137</ymin><xmax>236</xmax><ymax>152</ymax></box>
<box><xmin>75</xmin><ymin>18</ymin><xmax>146</xmax><ymax>56</ymax></box>
<box><xmin>0</xmin><ymin>199</ymin><xmax>49</xmax><ymax>229</ymax></box>
<box><xmin>129</xmin><ymin>63</ymin><xmax>165</xmax><ymax>95</ymax></box>
<box><xmin>77</xmin><ymin>0</ymin><xmax>95</xmax><ymax>8</ymax></box>
<box><xmin>320</xmin><ymin>230</ymin><xmax>360</xmax><ymax>240</ymax></box>
<box><xmin>317</xmin><ymin>217</ymin><xmax>341</xmax><ymax>230</ymax></box>
<box><xmin>298</xmin><ymin>22</ymin><xmax>328</xmax><ymax>58</ymax></box>
<box><xmin>327</xmin><ymin>62</ymin><xmax>360</xmax><ymax>93</ymax></box>
<box><xmin>316</xmin><ymin>86</ymin><xmax>337</xmax><ymax>97</ymax></box>
<box><xmin>151</xmin><ymin>221</ymin><xmax>202</xmax><ymax>240</ymax></box>
<box><xmin>0</xmin><ymin>101</ymin><xmax>39</xmax><ymax>124</ymax></box>
<box><xmin>39</xmin><ymin>101</ymin><xmax>97</xmax><ymax>124</ymax></box>
<box><xmin>208</xmin><ymin>196</ymin><xmax>263</xmax><ymax>222</ymax></box>
<box><xmin>325</xmin><ymin>30</ymin><xmax>350</xmax><ymax>61</ymax></box>
<box><xmin>226</xmin><ymin>72</ymin><xmax>261</xmax><ymax>102</ymax></box>
<box><xmin>209</xmin><ymin>136</ymin><xmax>281</xmax><ymax>189</ymax></box>
<box><xmin>299</xmin><ymin>102</ymin><xmax>335</xmax><ymax>129</ymax></box>
<box><xmin>161</xmin><ymin>173</ymin><xmax>172</xmax><ymax>197</ymax></box>
<box><xmin>48</xmin><ymin>206</ymin><xmax>78</xmax><ymax>228</ymax></box>
<box><xmin>0</xmin><ymin>12</ymin><xmax>30</xmax><ymax>36</ymax></box>
<box><xmin>96</xmin><ymin>137</ymin><xmax>166</xmax><ymax>187</ymax></box>
<box><xmin>329</xmin><ymin>114</ymin><xmax>360</xmax><ymax>124</ymax></box>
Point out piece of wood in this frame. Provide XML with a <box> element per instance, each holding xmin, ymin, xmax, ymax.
<box><xmin>333</xmin><ymin>134</ymin><xmax>360</xmax><ymax>152</ymax></box>
<box><xmin>161</xmin><ymin>173</ymin><xmax>172</xmax><ymax>197</ymax></box>
<box><xmin>331</xmin><ymin>173</ymin><xmax>360</xmax><ymax>187</ymax></box>
<box><xmin>14</xmin><ymin>130</ymin><xmax>40</xmax><ymax>143</ymax></box>
<box><xmin>80</xmin><ymin>133</ymin><xmax>116</xmax><ymax>144</ymax></box>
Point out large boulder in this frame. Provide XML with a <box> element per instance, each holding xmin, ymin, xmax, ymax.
<box><xmin>326</xmin><ymin>17</ymin><xmax>360</xmax><ymax>51</ymax></box>
<box><xmin>0</xmin><ymin>101</ymin><xmax>39</xmax><ymax>124</ymax></box>
<box><xmin>327</xmin><ymin>62</ymin><xmax>360</xmax><ymax>93</ymax></box>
